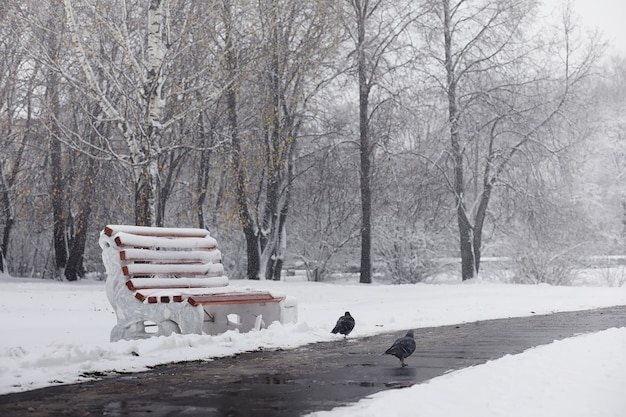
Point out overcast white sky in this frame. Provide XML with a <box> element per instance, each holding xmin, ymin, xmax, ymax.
<box><xmin>570</xmin><ymin>0</ymin><xmax>626</xmax><ymax>55</ymax></box>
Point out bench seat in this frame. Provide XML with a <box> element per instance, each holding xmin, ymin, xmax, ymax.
<box><xmin>188</xmin><ymin>292</ymin><xmax>282</xmax><ymax>306</ymax></box>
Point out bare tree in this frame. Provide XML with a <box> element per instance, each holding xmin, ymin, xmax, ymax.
<box><xmin>217</xmin><ymin>0</ymin><xmax>261</xmax><ymax>279</ymax></box>
<box><xmin>0</xmin><ymin>3</ymin><xmax>38</xmax><ymax>273</ymax></box>
<box><xmin>220</xmin><ymin>0</ymin><xmax>339</xmax><ymax>279</ymax></box>
<box><xmin>339</xmin><ymin>0</ymin><xmax>421</xmax><ymax>283</ymax></box>
<box><xmin>254</xmin><ymin>0</ymin><xmax>339</xmax><ymax>280</ymax></box>
<box><xmin>586</xmin><ymin>56</ymin><xmax>626</xmax><ymax>244</ymax></box>
<box><xmin>290</xmin><ymin>131</ymin><xmax>362</xmax><ymax>280</ymax></box>
<box><xmin>42</xmin><ymin>0</ymin><xmax>69</xmax><ymax>279</ymax></box>
<box><xmin>8</xmin><ymin>0</ymin><xmax>111</xmax><ymax>280</ymax></box>
<box><xmin>63</xmin><ymin>102</ymin><xmax>109</xmax><ymax>281</ymax></box>
<box><xmin>429</xmin><ymin>0</ymin><xmax>600</xmax><ymax>280</ymax></box>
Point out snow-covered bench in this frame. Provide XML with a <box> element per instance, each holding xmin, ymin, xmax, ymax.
<box><xmin>99</xmin><ymin>225</ymin><xmax>297</xmax><ymax>341</ymax></box>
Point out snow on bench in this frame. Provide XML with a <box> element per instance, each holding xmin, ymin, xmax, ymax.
<box><xmin>99</xmin><ymin>225</ymin><xmax>297</xmax><ymax>341</ymax></box>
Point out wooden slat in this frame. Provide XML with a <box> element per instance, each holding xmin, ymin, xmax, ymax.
<box><xmin>104</xmin><ymin>225</ymin><xmax>210</xmax><ymax>238</ymax></box>
<box><xmin>113</xmin><ymin>232</ymin><xmax>217</xmax><ymax>250</ymax></box>
<box><xmin>119</xmin><ymin>248</ymin><xmax>221</xmax><ymax>263</ymax></box>
<box><xmin>134</xmin><ymin>291</ymin><xmax>280</xmax><ymax>305</ymax></box>
<box><xmin>121</xmin><ymin>263</ymin><xmax>224</xmax><ymax>277</ymax></box>
<box><xmin>188</xmin><ymin>292</ymin><xmax>282</xmax><ymax>307</ymax></box>
<box><xmin>135</xmin><ymin>291</ymin><xmax>181</xmax><ymax>304</ymax></box>
<box><xmin>125</xmin><ymin>276</ymin><xmax>229</xmax><ymax>291</ymax></box>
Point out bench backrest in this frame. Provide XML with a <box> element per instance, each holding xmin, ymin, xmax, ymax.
<box><xmin>101</xmin><ymin>225</ymin><xmax>227</xmax><ymax>282</ymax></box>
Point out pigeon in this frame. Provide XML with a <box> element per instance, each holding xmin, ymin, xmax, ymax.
<box><xmin>331</xmin><ymin>311</ymin><xmax>355</xmax><ymax>337</ymax></box>
<box><xmin>385</xmin><ymin>330</ymin><xmax>416</xmax><ymax>367</ymax></box>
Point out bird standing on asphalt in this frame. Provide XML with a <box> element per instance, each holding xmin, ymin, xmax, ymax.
<box><xmin>331</xmin><ymin>311</ymin><xmax>355</xmax><ymax>337</ymax></box>
<box><xmin>385</xmin><ymin>330</ymin><xmax>416</xmax><ymax>367</ymax></box>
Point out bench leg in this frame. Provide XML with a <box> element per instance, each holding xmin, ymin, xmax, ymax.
<box><xmin>111</xmin><ymin>321</ymin><xmax>150</xmax><ymax>341</ymax></box>
<box><xmin>111</xmin><ymin>319</ymin><xmax>184</xmax><ymax>341</ymax></box>
<box><xmin>109</xmin><ymin>297</ymin><xmax>205</xmax><ymax>341</ymax></box>
<box><xmin>157</xmin><ymin>320</ymin><xmax>182</xmax><ymax>337</ymax></box>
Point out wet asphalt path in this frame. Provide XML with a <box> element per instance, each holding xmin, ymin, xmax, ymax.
<box><xmin>1</xmin><ymin>305</ymin><xmax>625</xmax><ymax>417</ymax></box>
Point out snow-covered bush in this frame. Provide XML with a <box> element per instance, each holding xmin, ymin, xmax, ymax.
<box><xmin>511</xmin><ymin>250</ymin><xmax>580</xmax><ymax>285</ymax></box>
<box><xmin>598</xmin><ymin>266</ymin><xmax>626</xmax><ymax>287</ymax></box>
<box><xmin>375</xmin><ymin>225</ymin><xmax>439</xmax><ymax>284</ymax></box>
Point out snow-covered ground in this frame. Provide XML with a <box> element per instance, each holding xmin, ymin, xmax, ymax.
<box><xmin>1</xmin><ymin>271</ymin><xmax>626</xmax><ymax>417</ymax></box>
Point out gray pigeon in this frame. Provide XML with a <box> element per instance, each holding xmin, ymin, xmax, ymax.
<box><xmin>385</xmin><ymin>330</ymin><xmax>416</xmax><ymax>367</ymax></box>
<box><xmin>331</xmin><ymin>311</ymin><xmax>355</xmax><ymax>337</ymax></box>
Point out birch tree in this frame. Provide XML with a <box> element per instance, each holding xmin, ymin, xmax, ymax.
<box><xmin>62</xmin><ymin>0</ymin><xmax>216</xmax><ymax>226</ymax></box>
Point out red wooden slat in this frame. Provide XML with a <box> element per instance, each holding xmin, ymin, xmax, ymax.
<box><xmin>188</xmin><ymin>293</ymin><xmax>281</xmax><ymax>307</ymax></box>
<box><xmin>133</xmin><ymin>290</ymin><xmax>187</xmax><ymax>303</ymax></box>
<box><xmin>121</xmin><ymin>265</ymin><xmax>223</xmax><ymax>277</ymax></box>
<box><xmin>104</xmin><ymin>225</ymin><xmax>210</xmax><ymax>238</ymax></box>
<box><xmin>126</xmin><ymin>281</ymin><xmax>208</xmax><ymax>291</ymax></box>
<box><xmin>104</xmin><ymin>225</ymin><xmax>209</xmax><ymax>237</ymax></box>
<box><xmin>133</xmin><ymin>291</ymin><xmax>279</xmax><ymax>306</ymax></box>
<box><xmin>113</xmin><ymin>232</ymin><xmax>216</xmax><ymax>250</ymax></box>
<box><xmin>119</xmin><ymin>249</ymin><xmax>220</xmax><ymax>263</ymax></box>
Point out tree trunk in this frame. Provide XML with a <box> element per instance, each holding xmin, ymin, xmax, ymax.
<box><xmin>443</xmin><ymin>0</ymin><xmax>475</xmax><ymax>281</ymax></box>
<box><xmin>223</xmin><ymin>1</ymin><xmax>260</xmax><ymax>279</ymax></box>
<box><xmin>136</xmin><ymin>0</ymin><xmax>167</xmax><ymax>227</ymax></box>
<box><xmin>259</xmin><ymin>9</ymin><xmax>290</xmax><ymax>281</ymax></box>
<box><xmin>47</xmin><ymin>43</ymin><xmax>67</xmax><ymax>279</ymax></box>
<box><xmin>194</xmin><ymin>111</ymin><xmax>215</xmax><ymax>229</ymax></box>
<box><xmin>134</xmin><ymin>162</ymin><xmax>154</xmax><ymax>227</ymax></box>
<box><xmin>156</xmin><ymin>151</ymin><xmax>186</xmax><ymax>227</ymax></box>
<box><xmin>357</xmin><ymin>4</ymin><xmax>372</xmax><ymax>284</ymax></box>
<box><xmin>472</xmin><ymin>173</ymin><xmax>495</xmax><ymax>277</ymax></box>
<box><xmin>0</xmin><ymin>111</ymin><xmax>28</xmax><ymax>274</ymax></box>
<box><xmin>65</xmin><ymin>157</ymin><xmax>99</xmax><ymax>281</ymax></box>
<box><xmin>273</xmin><ymin>143</ymin><xmax>295</xmax><ymax>281</ymax></box>
<box><xmin>263</xmin><ymin>139</ymin><xmax>294</xmax><ymax>281</ymax></box>
<box><xmin>622</xmin><ymin>201</ymin><xmax>626</xmax><ymax>238</ymax></box>
<box><xmin>0</xmin><ymin>169</ymin><xmax>12</xmax><ymax>273</ymax></box>
<box><xmin>228</xmin><ymin>49</ymin><xmax>259</xmax><ymax>280</ymax></box>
